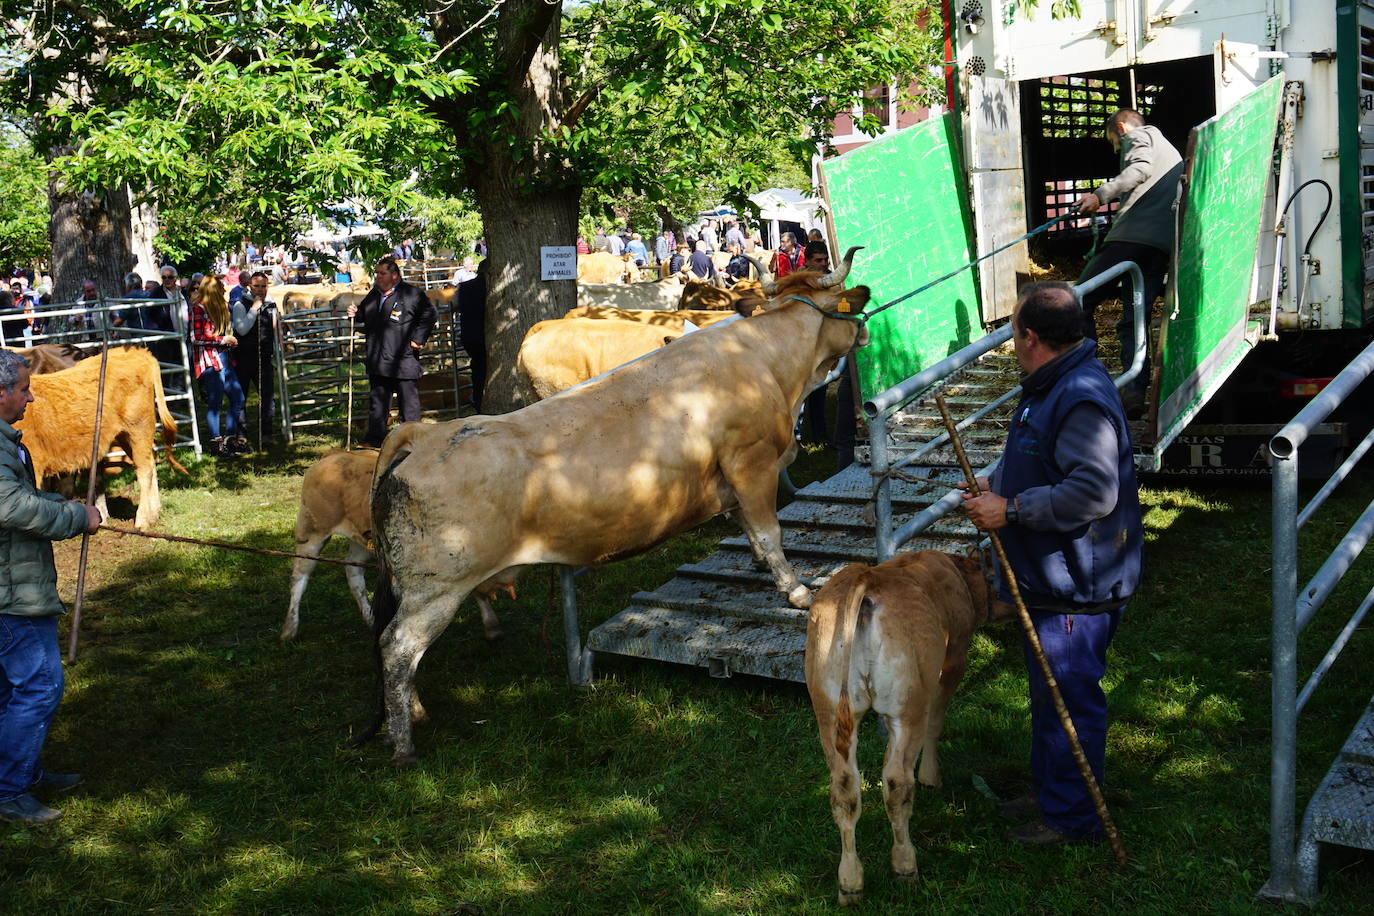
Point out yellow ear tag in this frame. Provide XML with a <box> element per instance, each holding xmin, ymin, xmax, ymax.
<box><xmin>837</xmin><ymin>298</ymin><xmax>851</xmax><ymax>313</ymax></box>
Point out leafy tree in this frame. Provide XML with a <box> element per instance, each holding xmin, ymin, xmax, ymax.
<box><xmin>2</xmin><ymin>0</ymin><xmax>940</xmax><ymax>410</ymax></box>
<box><xmin>0</xmin><ymin>132</ymin><xmax>50</xmax><ymax>270</ymax></box>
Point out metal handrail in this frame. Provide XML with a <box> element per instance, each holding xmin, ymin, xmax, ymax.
<box><xmin>1264</xmin><ymin>336</ymin><xmax>1374</xmax><ymax>902</ymax></box>
<box><xmin>867</xmin><ymin>262</ymin><xmax>1146</xmax><ymax>562</ymax></box>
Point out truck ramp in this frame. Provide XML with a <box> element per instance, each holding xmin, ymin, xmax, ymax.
<box><xmin>586</xmin><ymin>346</ymin><xmax>1023</xmax><ymax>683</ymax></box>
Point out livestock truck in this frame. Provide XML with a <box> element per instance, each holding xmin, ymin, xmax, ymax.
<box><xmin>825</xmin><ymin>0</ymin><xmax>1373</xmax><ymax>475</ymax></box>
<box><xmin>957</xmin><ymin>0</ymin><xmax>1374</xmax><ymax>468</ymax></box>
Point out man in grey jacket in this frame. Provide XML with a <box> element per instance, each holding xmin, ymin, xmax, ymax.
<box><xmin>0</xmin><ymin>350</ymin><xmax>102</xmax><ymax>825</ymax></box>
<box><xmin>1074</xmin><ymin>109</ymin><xmax>1183</xmax><ymax>412</ymax></box>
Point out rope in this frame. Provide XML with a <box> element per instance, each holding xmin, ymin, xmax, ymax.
<box><xmin>862</xmin><ymin>208</ymin><xmax>1081</xmax><ymax>322</ymax></box>
<box><xmin>96</xmin><ymin>524</ymin><xmax>377</xmax><ymax>568</ymax></box>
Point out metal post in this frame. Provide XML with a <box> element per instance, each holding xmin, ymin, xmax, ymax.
<box><xmin>560</xmin><ymin>566</ymin><xmax>593</xmax><ymax>686</ymax></box>
<box><xmin>1265</xmin><ymin>445</ymin><xmax>1300</xmax><ymax>897</ymax></box>
<box><xmin>274</xmin><ymin>308</ymin><xmax>294</xmax><ymax>444</ymax></box>
<box><xmin>869</xmin><ymin>414</ymin><xmax>894</xmax><ymax>562</ymax></box>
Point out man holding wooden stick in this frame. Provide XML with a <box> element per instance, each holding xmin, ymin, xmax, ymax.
<box><xmin>960</xmin><ymin>282</ymin><xmax>1143</xmax><ymax>846</ymax></box>
<box><xmin>0</xmin><ymin>350</ymin><xmax>102</xmax><ymax>825</ymax></box>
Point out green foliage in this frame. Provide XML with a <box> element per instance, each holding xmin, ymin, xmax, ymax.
<box><xmin>0</xmin><ymin>132</ymin><xmax>51</xmax><ymax>268</ymax></box>
<box><xmin>1</xmin><ymin>0</ymin><xmax>943</xmax><ymax>246</ymax></box>
<box><xmin>1005</xmin><ymin>0</ymin><xmax>1083</xmax><ymax>22</ymax></box>
<box><xmin>408</xmin><ymin>193</ymin><xmax>485</xmax><ymax>256</ymax></box>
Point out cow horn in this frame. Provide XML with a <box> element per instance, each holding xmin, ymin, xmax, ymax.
<box><xmin>742</xmin><ymin>254</ymin><xmax>780</xmax><ymax>295</ymax></box>
<box><xmin>818</xmin><ymin>246</ymin><xmax>864</xmax><ymax>289</ymax></box>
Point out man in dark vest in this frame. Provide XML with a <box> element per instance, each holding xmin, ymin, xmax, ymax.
<box><xmin>961</xmin><ymin>281</ymin><xmax>1144</xmax><ymax>847</ymax></box>
<box><xmin>231</xmin><ymin>271</ymin><xmax>279</xmax><ymax>447</ymax></box>
<box><xmin>346</xmin><ymin>256</ymin><xmax>436</xmax><ymax>447</ymax></box>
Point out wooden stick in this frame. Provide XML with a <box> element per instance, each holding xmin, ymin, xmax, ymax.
<box><xmin>345</xmin><ymin>314</ymin><xmax>355</xmax><ymax>450</ymax></box>
<box><xmin>935</xmin><ymin>393</ymin><xmax>1128</xmax><ymax>866</ymax></box>
<box><xmin>67</xmin><ymin>333</ymin><xmax>110</xmax><ymax>663</ymax></box>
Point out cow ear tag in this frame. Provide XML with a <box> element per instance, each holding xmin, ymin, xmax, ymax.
<box><xmin>837</xmin><ymin>298</ymin><xmax>851</xmax><ymax>313</ymax></box>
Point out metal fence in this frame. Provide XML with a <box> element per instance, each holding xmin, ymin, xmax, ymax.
<box><xmin>863</xmin><ymin>261</ymin><xmax>1146</xmax><ymax>561</ymax></box>
<box><xmin>397</xmin><ymin>260</ymin><xmax>460</xmax><ymax>290</ymax></box>
<box><xmin>276</xmin><ymin>300</ymin><xmax>470</xmax><ymax>442</ymax></box>
<box><xmin>1261</xmin><ymin>339</ymin><xmax>1374</xmax><ymax>904</ymax></box>
<box><xmin>0</xmin><ymin>295</ymin><xmax>203</xmax><ymax>459</ymax></box>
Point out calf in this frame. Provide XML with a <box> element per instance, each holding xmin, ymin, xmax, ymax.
<box><xmin>18</xmin><ymin>346</ymin><xmax>184</xmax><ymax>529</ymax></box>
<box><xmin>805</xmin><ymin>550</ymin><xmax>1000</xmax><ymax>905</ymax></box>
<box><xmin>283</xmin><ymin>447</ymin><xmax>505</xmax><ymax>644</ymax></box>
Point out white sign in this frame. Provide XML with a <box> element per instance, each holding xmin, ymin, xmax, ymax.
<box><xmin>541</xmin><ymin>246</ymin><xmax>577</xmax><ymax>281</ymax></box>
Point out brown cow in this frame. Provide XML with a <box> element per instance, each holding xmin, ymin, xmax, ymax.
<box><xmin>679</xmin><ymin>277</ymin><xmax>764</xmax><ymax>311</ymax></box>
<box><xmin>3</xmin><ymin>344</ymin><xmax>86</xmax><ymax>375</ymax></box>
<box><xmin>516</xmin><ymin>317</ymin><xmax>685</xmax><ymax>401</ymax></box>
<box><xmin>805</xmin><ymin>550</ymin><xmax>1006</xmax><ymax>905</ymax></box>
<box><xmin>365</xmin><ymin>262</ymin><xmax>870</xmax><ymax>764</ymax></box>
<box><xmin>283</xmin><ymin>447</ymin><xmax>507</xmax><ymax>644</ymax></box>
<box><xmin>576</xmin><ymin>277</ymin><xmax>684</xmax><ymax>310</ymax></box>
<box><xmin>17</xmin><ymin>346</ymin><xmax>185</xmax><ymax>529</ymax></box>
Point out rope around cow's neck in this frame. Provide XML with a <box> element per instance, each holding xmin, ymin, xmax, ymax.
<box><xmin>96</xmin><ymin>524</ymin><xmax>377</xmax><ymax>568</ymax></box>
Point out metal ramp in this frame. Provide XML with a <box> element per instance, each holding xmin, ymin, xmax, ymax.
<box><xmin>1298</xmin><ymin>700</ymin><xmax>1374</xmax><ymax>867</ymax></box>
<box><xmin>586</xmin><ymin>346</ymin><xmax>1022</xmax><ymax>683</ymax></box>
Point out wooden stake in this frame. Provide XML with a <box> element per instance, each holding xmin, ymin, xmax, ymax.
<box><xmin>67</xmin><ymin>332</ymin><xmax>110</xmax><ymax>663</ymax></box>
<box><xmin>935</xmin><ymin>393</ymin><xmax>1128</xmax><ymax>866</ymax></box>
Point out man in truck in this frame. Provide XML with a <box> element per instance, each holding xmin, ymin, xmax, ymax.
<box><xmin>1074</xmin><ymin>108</ymin><xmax>1184</xmax><ymax>416</ymax></box>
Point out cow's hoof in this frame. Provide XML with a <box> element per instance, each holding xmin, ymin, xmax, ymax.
<box><xmin>278</xmin><ymin>627</ymin><xmax>297</xmax><ymax>643</ymax></box>
<box><xmin>483</xmin><ymin>629</ymin><xmax>504</xmax><ymax>643</ymax></box>
<box><xmin>893</xmin><ymin>870</ymin><xmax>919</xmax><ymax>883</ymax></box>
<box><xmin>391</xmin><ymin>751</ymin><xmax>418</xmax><ymax>768</ymax></box>
<box><xmin>838</xmin><ymin>888</ymin><xmax>863</xmax><ymax>906</ymax></box>
<box><xmin>787</xmin><ymin>584</ymin><xmax>813</xmax><ymax>609</ymax></box>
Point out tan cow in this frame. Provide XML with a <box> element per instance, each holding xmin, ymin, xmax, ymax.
<box><xmin>576</xmin><ymin>278</ymin><xmax>685</xmax><ymax>310</ymax></box>
<box><xmin>805</xmin><ymin>550</ymin><xmax>1005</xmax><ymax>906</ymax></box>
<box><xmin>17</xmin><ymin>346</ymin><xmax>185</xmax><ymax>529</ymax></box>
<box><xmin>4</xmin><ymin>344</ymin><xmax>86</xmax><ymax>375</ymax></box>
<box><xmin>283</xmin><ymin>447</ymin><xmax>509</xmax><ymax>644</ymax></box>
<box><xmin>679</xmin><ymin>277</ymin><xmax>764</xmax><ymax>311</ymax></box>
<box><xmin>563</xmin><ymin>306</ymin><xmax>738</xmax><ymax>328</ymax></box>
<box><xmin>362</xmin><ymin>263</ymin><xmax>870</xmax><ymax>764</ymax></box>
<box><xmin>577</xmin><ymin>251</ymin><xmax>636</xmax><ymax>284</ymax></box>
<box><xmin>517</xmin><ymin>317</ymin><xmax>684</xmax><ymax>400</ymax></box>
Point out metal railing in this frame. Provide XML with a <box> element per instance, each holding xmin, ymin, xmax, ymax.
<box><xmin>864</xmin><ymin>262</ymin><xmax>1145</xmax><ymax>561</ymax></box>
<box><xmin>0</xmin><ymin>295</ymin><xmax>202</xmax><ymax>458</ymax></box>
<box><xmin>1261</xmin><ymin>338</ymin><xmax>1374</xmax><ymax>904</ymax></box>
<box><xmin>277</xmin><ymin>302</ymin><xmax>470</xmax><ymax>442</ymax></box>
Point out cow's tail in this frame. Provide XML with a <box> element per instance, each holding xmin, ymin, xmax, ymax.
<box><xmin>150</xmin><ymin>352</ymin><xmax>189</xmax><ymax>476</ymax></box>
<box><xmin>349</xmin><ymin>430</ymin><xmax>415</xmax><ymax>748</ymax></box>
<box><xmin>831</xmin><ymin>575</ymin><xmax>869</xmax><ymax>763</ymax></box>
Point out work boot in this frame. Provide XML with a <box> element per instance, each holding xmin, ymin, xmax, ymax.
<box><xmin>32</xmin><ymin>771</ymin><xmax>83</xmax><ymax>793</ymax></box>
<box><xmin>0</xmin><ymin>793</ymin><xmax>62</xmax><ymax>825</ymax></box>
<box><xmin>997</xmin><ymin>792</ymin><xmax>1041</xmax><ymax>823</ymax></box>
<box><xmin>228</xmin><ymin>436</ymin><xmax>252</xmax><ymax>455</ymax></box>
<box><xmin>1006</xmin><ymin>818</ymin><xmax>1101</xmax><ymax>847</ymax></box>
<box><xmin>208</xmin><ymin>436</ymin><xmax>228</xmax><ymax>458</ymax></box>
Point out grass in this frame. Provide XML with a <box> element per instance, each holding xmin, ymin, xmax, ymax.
<box><xmin>3</xmin><ymin>430</ymin><xmax>1374</xmax><ymax>913</ymax></box>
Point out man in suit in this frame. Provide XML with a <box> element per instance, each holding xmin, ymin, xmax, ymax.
<box><xmin>346</xmin><ymin>256</ymin><xmax>436</xmax><ymax>447</ymax></box>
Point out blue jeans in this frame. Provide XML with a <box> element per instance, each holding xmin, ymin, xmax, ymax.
<box><xmin>199</xmin><ymin>362</ymin><xmax>245</xmax><ymax>438</ymax></box>
<box><xmin>1021</xmin><ymin>608</ymin><xmax>1121</xmax><ymax>837</ymax></box>
<box><xmin>0</xmin><ymin>614</ymin><xmax>64</xmax><ymax>801</ymax></box>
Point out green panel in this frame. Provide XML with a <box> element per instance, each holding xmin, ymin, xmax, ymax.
<box><xmin>1158</xmin><ymin>74</ymin><xmax>1283</xmax><ymax>442</ymax></box>
<box><xmin>822</xmin><ymin>113</ymin><xmax>981</xmax><ymax>402</ymax></box>
<box><xmin>1337</xmin><ymin>1</ymin><xmax>1364</xmax><ymax>329</ymax></box>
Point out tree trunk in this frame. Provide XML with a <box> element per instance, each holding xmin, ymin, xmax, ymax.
<box><xmin>47</xmin><ymin>175</ymin><xmax>134</xmax><ymax>303</ymax></box>
<box><xmin>475</xmin><ymin>179</ymin><xmax>580</xmax><ymax>414</ymax></box>
<box><xmin>459</xmin><ymin>0</ymin><xmax>578</xmax><ymax>414</ymax></box>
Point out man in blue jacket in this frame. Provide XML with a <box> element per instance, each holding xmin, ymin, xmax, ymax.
<box><xmin>962</xmin><ymin>281</ymin><xmax>1144</xmax><ymax>846</ymax></box>
<box><xmin>0</xmin><ymin>350</ymin><xmax>102</xmax><ymax>825</ymax></box>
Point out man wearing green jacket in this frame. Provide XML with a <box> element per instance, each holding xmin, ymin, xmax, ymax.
<box><xmin>0</xmin><ymin>350</ymin><xmax>102</xmax><ymax>825</ymax></box>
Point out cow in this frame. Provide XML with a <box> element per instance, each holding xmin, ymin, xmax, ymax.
<box><xmin>805</xmin><ymin>550</ymin><xmax>1007</xmax><ymax>906</ymax></box>
<box><xmin>577</xmin><ymin>277</ymin><xmax>685</xmax><ymax>311</ymax></box>
<box><xmin>4</xmin><ymin>344</ymin><xmax>87</xmax><ymax>375</ymax></box>
<box><xmin>17</xmin><ymin>346</ymin><xmax>186</xmax><ymax>529</ymax></box>
<box><xmin>280</xmin><ymin>448</ymin><xmax>513</xmax><ymax>644</ymax></box>
<box><xmin>678</xmin><ymin>277</ymin><xmax>764</xmax><ymax>311</ymax></box>
<box><xmin>516</xmin><ymin>317</ymin><xmax>685</xmax><ymax>401</ymax></box>
<box><xmin>577</xmin><ymin>251</ymin><xmax>636</xmax><ymax>284</ymax></box>
<box><xmin>563</xmin><ymin>306</ymin><xmax>738</xmax><ymax>328</ymax></box>
<box><xmin>362</xmin><ymin>257</ymin><xmax>870</xmax><ymax>764</ymax></box>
